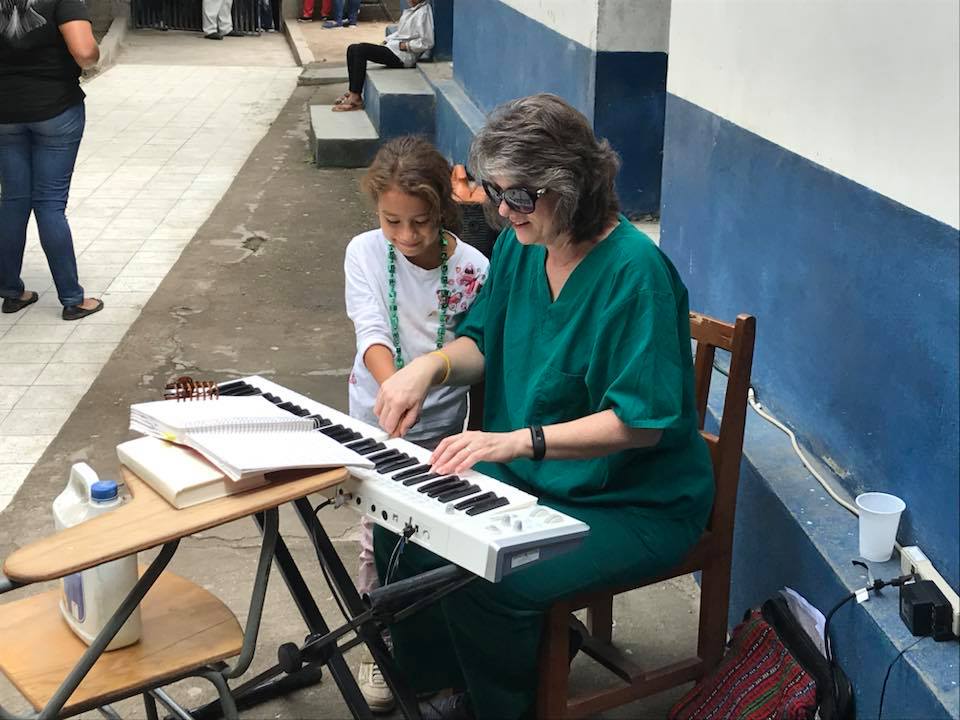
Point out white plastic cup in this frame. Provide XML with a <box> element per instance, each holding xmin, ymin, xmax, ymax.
<box><xmin>855</xmin><ymin>492</ymin><xmax>906</xmax><ymax>562</ymax></box>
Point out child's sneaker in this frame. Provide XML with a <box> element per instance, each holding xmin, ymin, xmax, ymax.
<box><xmin>357</xmin><ymin>657</ymin><xmax>395</xmax><ymax>713</ymax></box>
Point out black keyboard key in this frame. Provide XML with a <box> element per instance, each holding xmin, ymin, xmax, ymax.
<box><xmin>356</xmin><ymin>442</ymin><xmax>386</xmax><ymax>456</ymax></box>
<box><xmin>417</xmin><ymin>476</ymin><xmax>459</xmax><ymax>494</ymax></box>
<box><xmin>368</xmin><ymin>449</ymin><xmax>401</xmax><ymax>463</ymax></box>
<box><xmin>377</xmin><ymin>456</ymin><xmax>419</xmax><ymax>474</ymax></box>
<box><xmin>341</xmin><ymin>430</ymin><xmax>363</xmax><ymax>442</ymax></box>
<box><xmin>392</xmin><ymin>464</ymin><xmax>432</xmax><ymax>482</ymax></box>
<box><xmin>426</xmin><ymin>480</ymin><xmax>469</xmax><ymax>498</ymax></box>
<box><xmin>328</xmin><ymin>427</ymin><xmax>359</xmax><ymax>443</ymax></box>
<box><xmin>263</xmin><ymin>393</ymin><xmax>282</xmax><ymax>404</ymax></box>
<box><xmin>292</xmin><ymin>405</ymin><xmax>311</xmax><ymax>417</ymax></box>
<box><xmin>465</xmin><ymin>496</ymin><xmax>510</xmax><ymax>516</ymax></box>
<box><xmin>308</xmin><ymin>415</ymin><xmax>332</xmax><ymax>429</ymax></box>
<box><xmin>346</xmin><ymin>437</ymin><xmax>378</xmax><ymax>452</ymax></box>
<box><xmin>402</xmin><ymin>472</ymin><xmax>441</xmax><ymax>486</ymax></box>
<box><xmin>453</xmin><ymin>492</ymin><xmax>495</xmax><ymax>511</ymax></box>
<box><xmin>277</xmin><ymin>401</ymin><xmax>297</xmax><ymax>413</ymax></box>
<box><xmin>219</xmin><ymin>380</ymin><xmax>256</xmax><ymax>395</ymax></box>
<box><xmin>435</xmin><ymin>484</ymin><xmax>481</xmax><ymax>503</ymax></box>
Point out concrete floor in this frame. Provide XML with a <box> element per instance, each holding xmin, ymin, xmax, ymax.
<box><xmin>117</xmin><ymin>28</ymin><xmax>298</xmax><ymax>66</ymax></box>
<box><xmin>0</xmin><ymin>52</ymin><xmax>701</xmax><ymax>719</ymax></box>
<box><xmin>298</xmin><ymin>20</ymin><xmax>392</xmax><ymax>65</ymax></box>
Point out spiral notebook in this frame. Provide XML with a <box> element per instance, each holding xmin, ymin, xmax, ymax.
<box><xmin>129</xmin><ymin>396</ymin><xmax>374</xmax><ymax>481</ymax></box>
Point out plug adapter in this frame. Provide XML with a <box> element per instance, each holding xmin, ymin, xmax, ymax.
<box><xmin>900</xmin><ymin>545</ymin><xmax>960</xmax><ymax>636</ymax></box>
<box><xmin>900</xmin><ymin>580</ymin><xmax>955</xmax><ymax>641</ymax></box>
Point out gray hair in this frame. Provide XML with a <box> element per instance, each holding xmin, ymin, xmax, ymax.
<box><xmin>468</xmin><ymin>93</ymin><xmax>621</xmax><ymax>243</ymax></box>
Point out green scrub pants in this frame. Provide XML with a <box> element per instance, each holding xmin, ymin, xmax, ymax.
<box><xmin>373</xmin><ymin>501</ymin><xmax>705</xmax><ymax>720</ymax></box>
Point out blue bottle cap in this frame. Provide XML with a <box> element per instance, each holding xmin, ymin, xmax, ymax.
<box><xmin>90</xmin><ymin>480</ymin><xmax>119</xmax><ymax>502</ymax></box>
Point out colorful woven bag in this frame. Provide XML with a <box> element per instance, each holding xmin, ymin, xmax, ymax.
<box><xmin>668</xmin><ymin>597</ymin><xmax>853</xmax><ymax>720</ymax></box>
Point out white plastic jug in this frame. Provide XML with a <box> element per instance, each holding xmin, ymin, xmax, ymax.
<box><xmin>53</xmin><ymin>463</ymin><xmax>142</xmax><ymax>650</ymax></box>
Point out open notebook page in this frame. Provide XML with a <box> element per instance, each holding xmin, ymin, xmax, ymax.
<box><xmin>189</xmin><ymin>428</ymin><xmax>374</xmax><ymax>481</ymax></box>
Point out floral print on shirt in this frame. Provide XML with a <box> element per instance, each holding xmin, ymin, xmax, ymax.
<box><xmin>438</xmin><ymin>262</ymin><xmax>486</xmax><ymax>313</ymax></box>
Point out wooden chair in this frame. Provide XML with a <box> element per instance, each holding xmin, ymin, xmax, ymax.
<box><xmin>536</xmin><ymin>311</ymin><xmax>757</xmax><ymax>720</ymax></box>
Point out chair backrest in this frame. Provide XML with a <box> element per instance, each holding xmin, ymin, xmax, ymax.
<box><xmin>689</xmin><ymin>312</ymin><xmax>756</xmax><ymax>543</ymax></box>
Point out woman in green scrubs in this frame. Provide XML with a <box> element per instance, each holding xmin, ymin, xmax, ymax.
<box><xmin>373</xmin><ymin>94</ymin><xmax>714</xmax><ymax>720</ymax></box>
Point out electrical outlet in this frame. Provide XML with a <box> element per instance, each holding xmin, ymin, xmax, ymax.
<box><xmin>900</xmin><ymin>545</ymin><xmax>960</xmax><ymax>637</ymax></box>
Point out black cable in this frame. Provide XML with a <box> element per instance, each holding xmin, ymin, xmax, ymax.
<box><xmin>823</xmin><ymin>591</ymin><xmax>857</xmax><ymax>668</ymax></box>
<box><xmin>384</xmin><ymin>536</ymin><xmax>406</xmax><ymax>586</ymax></box>
<box><xmin>384</xmin><ymin>524</ymin><xmax>417</xmax><ymax>586</ymax></box>
<box><xmin>306</xmin><ymin>502</ymin><xmax>351</xmax><ymax>622</ymax></box>
<box><xmin>878</xmin><ymin>636</ymin><xmax>925</xmax><ymax>720</ymax></box>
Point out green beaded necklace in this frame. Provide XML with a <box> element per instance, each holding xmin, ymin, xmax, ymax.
<box><xmin>387</xmin><ymin>231</ymin><xmax>449</xmax><ymax>369</ymax></box>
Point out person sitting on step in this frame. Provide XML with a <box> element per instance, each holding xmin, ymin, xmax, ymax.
<box><xmin>331</xmin><ymin>0</ymin><xmax>433</xmax><ymax>112</ymax></box>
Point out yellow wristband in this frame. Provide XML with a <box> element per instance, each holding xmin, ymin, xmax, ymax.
<box><xmin>429</xmin><ymin>350</ymin><xmax>452</xmax><ymax>384</ymax></box>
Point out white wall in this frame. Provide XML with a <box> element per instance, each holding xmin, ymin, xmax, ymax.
<box><xmin>498</xmin><ymin>0</ymin><xmax>670</xmax><ymax>52</ymax></box>
<box><xmin>668</xmin><ymin>0</ymin><xmax>960</xmax><ymax>229</ymax></box>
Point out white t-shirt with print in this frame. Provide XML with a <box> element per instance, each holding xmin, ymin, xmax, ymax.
<box><xmin>344</xmin><ymin>228</ymin><xmax>489</xmax><ymax>443</ymax></box>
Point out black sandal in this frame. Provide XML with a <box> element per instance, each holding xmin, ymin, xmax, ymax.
<box><xmin>2</xmin><ymin>291</ymin><xmax>38</xmax><ymax>314</ymax></box>
<box><xmin>62</xmin><ymin>298</ymin><xmax>104</xmax><ymax>321</ymax></box>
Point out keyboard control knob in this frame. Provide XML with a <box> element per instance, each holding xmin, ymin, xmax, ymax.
<box><xmin>501</xmin><ymin>514</ymin><xmax>512</xmax><ymax>525</ymax></box>
<box><xmin>513</xmin><ymin>519</ymin><xmax>523</xmax><ymax>532</ymax></box>
<box><xmin>422</xmin><ymin>530</ymin><xmax>430</xmax><ymax>540</ymax></box>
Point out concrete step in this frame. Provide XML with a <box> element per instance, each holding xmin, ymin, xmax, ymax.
<box><xmin>298</xmin><ymin>64</ymin><xmax>348</xmax><ymax>86</ymax></box>
<box><xmin>363</xmin><ymin>68</ymin><xmax>436</xmax><ymax>140</ymax></box>
<box><xmin>309</xmin><ymin>105</ymin><xmax>380</xmax><ymax>167</ymax></box>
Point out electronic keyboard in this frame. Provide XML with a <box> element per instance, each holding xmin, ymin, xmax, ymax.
<box><xmin>217</xmin><ymin>375</ymin><xmax>589</xmax><ymax>582</ymax></box>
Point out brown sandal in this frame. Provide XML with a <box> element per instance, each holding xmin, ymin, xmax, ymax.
<box><xmin>332</xmin><ymin>99</ymin><xmax>364</xmax><ymax>112</ymax></box>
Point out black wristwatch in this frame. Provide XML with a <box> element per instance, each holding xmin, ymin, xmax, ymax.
<box><xmin>529</xmin><ymin>424</ymin><xmax>546</xmax><ymax>461</ymax></box>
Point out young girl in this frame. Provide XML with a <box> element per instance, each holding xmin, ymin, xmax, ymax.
<box><xmin>343</xmin><ymin>135</ymin><xmax>489</xmax><ymax>713</ymax></box>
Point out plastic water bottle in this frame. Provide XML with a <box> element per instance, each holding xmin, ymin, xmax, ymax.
<box><xmin>53</xmin><ymin>463</ymin><xmax>142</xmax><ymax>650</ymax></box>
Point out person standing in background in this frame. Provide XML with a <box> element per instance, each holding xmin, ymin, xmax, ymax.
<box><xmin>297</xmin><ymin>0</ymin><xmax>330</xmax><ymax>22</ymax></box>
<box><xmin>201</xmin><ymin>0</ymin><xmax>242</xmax><ymax>39</ymax></box>
<box><xmin>0</xmin><ymin>0</ymin><xmax>104</xmax><ymax>320</ymax></box>
<box><xmin>321</xmin><ymin>0</ymin><xmax>359</xmax><ymax>28</ymax></box>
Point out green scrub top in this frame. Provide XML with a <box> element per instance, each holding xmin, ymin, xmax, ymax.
<box><xmin>457</xmin><ymin>215</ymin><xmax>714</xmax><ymax>520</ymax></box>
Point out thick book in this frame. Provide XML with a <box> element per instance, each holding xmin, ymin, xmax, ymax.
<box><xmin>117</xmin><ymin>437</ymin><xmax>270</xmax><ymax>509</ymax></box>
<box><xmin>128</xmin><ymin>396</ymin><xmax>374</xmax><ymax>480</ymax></box>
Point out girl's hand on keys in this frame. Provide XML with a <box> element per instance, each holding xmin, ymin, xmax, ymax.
<box><xmin>374</xmin><ymin>357</ymin><xmax>437</xmax><ymax>437</ymax></box>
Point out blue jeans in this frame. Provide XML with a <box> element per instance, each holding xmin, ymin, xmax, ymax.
<box><xmin>258</xmin><ymin>0</ymin><xmax>274</xmax><ymax>29</ymax></box>
<box><xmin>334</xmin><ymin>0</ymin><xmax>360</xmax><ymax>23</ymax></box>
<box><xmin>0</xmin><ymin>102</ymin><xmax>85</xmax><ymax>307</ymax></box>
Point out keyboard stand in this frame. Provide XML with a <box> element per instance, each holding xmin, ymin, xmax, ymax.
<box><xmin>187</xmin><ymin>497</ymin><xmax>474</xmax><ymax>720</ymax></box>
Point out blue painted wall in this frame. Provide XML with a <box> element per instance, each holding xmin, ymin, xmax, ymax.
<box><xmin>594</xmin><ymin>51</ymin><xmax>666</xmax><ymax>213</ymax></box>
<box><xmin>702</xmin><ymin>371</ymin><xmax>958</xmax><ymax>719</ymax></box>
<box><xmin>452</xmin><ymin>0</ymin><xmax>595</xmax><ymax>117</ymax></box>
<box><xmin>660</xmin><ymin>93</ymin><xmax>960</xmax><ymax>589</ymax></box>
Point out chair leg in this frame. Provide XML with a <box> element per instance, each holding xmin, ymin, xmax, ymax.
<box><xmin>585</xmin><ymin>594</ymin><xmax>613</xmax><ymax>644</ymax></box>
<box><xmin>537</xmin><ymin>601</ymin><xmax>573</xmax><ymax>720</ymax></box>
<box><xmin>696</xmin><ymin>555</ymin><xmax>733</xmax><ymax>672</ymax></box>
<box><xmin>142</xmin><ymin>692</ymin><xmax>159</xmax><ymax>720</ymax></box>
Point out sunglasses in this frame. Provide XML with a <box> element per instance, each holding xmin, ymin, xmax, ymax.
<box><xmin>481</xmin><ymin>180</ymin><xmax>547</xmax><ymax>214</ymax></box>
